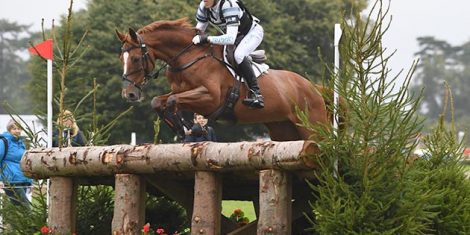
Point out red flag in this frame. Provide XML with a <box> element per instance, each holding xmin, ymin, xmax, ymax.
<box><xmin>28</xmin><ymin>39</ymin><xmax>53</xmax><ymax>60</ymax></box>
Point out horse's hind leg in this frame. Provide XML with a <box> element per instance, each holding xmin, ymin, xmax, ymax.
<box><xmin>265</xmin><ymin>121</ymin><xmax>302</xmax><ymax>141</ymax></box>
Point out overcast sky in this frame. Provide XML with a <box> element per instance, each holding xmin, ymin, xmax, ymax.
<box><xmin>1</xmin><ymin>0</ymin><xmax>469</xmax><ymax>81</ymax></box>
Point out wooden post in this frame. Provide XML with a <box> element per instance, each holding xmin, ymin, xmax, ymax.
<box><xmin>48</xmin><ymin>177</ymin><xmax>77</xmax><ymax>234</ymax></box>
<box><xmin>112</xmin><ymin>174</ymin><xmax>146</xmax><ymax>235</ymax></box>
<box><xmin>191</xmin><ymin>171</ymin><xmax>222</xmax><ymax>235</ymax></box>
<box><xmin>257</xmin><ymin>170</ymin><xmax>292</xmax><ymax>235</ymax></box>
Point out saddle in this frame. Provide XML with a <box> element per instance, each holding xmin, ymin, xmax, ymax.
<box><xmin>225</xmin><ymin>46</ymin><xmax>268</xmax><ymax>75</ymax></box>
<box><xmin>207</xmin><ymin>47</ymin><xmax>269</xmax><ymax>122</ymax></box>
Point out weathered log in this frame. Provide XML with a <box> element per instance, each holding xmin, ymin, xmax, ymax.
<box><xmin>21</xmin><ymin>141</ymin><xmax>319</xmax><ymax>178</ymax></box>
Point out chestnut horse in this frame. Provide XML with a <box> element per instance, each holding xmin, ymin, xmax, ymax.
<box><xmin>116</xmin><ymin>18</ymin><xmax>328</xmax><ymax>141</ymax></box>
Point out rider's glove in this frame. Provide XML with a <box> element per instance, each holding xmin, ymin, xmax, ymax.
<box><xmin>192</xmin><ymin>35</ymin><xmax>209</xmax><ymax>45</ymax></box>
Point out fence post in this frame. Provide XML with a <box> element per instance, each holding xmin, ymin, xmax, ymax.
<box><xmin>48</xmin><ymin>177</ymin><xmax>77</xmax><ymax>234</ymax></box>
<box><xmin>257</xmin><ymin>170</ymin><xmax>292</xmax><ymax>235</ymax></box>
<box><xmin>191</xmin><ymin>171</ymin><xmax>222</xmax><ymax>235</ymax></box>
<box><xmin>112</xmin><ymin>174</ymin><xmax>146</xmax><ymax>235</ymax></box>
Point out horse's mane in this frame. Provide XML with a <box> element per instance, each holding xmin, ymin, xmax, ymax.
<box><xmin>138</xmin><ymin>18</ymin><xmax>193</xmax><ymax>34</ymax></box>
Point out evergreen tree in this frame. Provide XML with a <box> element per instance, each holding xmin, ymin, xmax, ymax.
<box><xmin>299</xmin><ymin>1</ymin><xmax>470</xmax><ymax>233</ymax></box>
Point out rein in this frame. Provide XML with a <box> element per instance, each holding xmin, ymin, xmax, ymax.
<box><xmin>121</xmin><ymin>34</ymin><xmax>228</xmax><ymax>91</ymax></box>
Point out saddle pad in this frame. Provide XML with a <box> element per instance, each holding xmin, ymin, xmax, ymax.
<box><xmin>223</xmin><ymin>47</ymin><xmax>270</xmax><ymax>81</ymax></box>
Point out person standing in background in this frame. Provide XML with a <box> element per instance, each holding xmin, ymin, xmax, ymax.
<box><xmin>0</xmin><ymin>119</ymin><xmax>32</xmax><ymax>208</ymax></box>
<box><xmin>52</xmin><ymin>110</ymin><xmax>87</xmax><ymax>147</ymax></box>
<box><xmin>184</xmin><ymin>113</ymin><xmax>217</xmax><ymax>142</ymax></box>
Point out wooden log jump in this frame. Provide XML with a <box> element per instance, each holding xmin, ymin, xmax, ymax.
<box><xmin>21</xmin><ymin>141</ymin><xmax>319</xmax><ymax>235</ymax></box>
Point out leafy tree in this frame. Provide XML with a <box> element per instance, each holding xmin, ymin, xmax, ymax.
<box><xmin>411</xmin><ymin>37</ymin><xmax>470</xmax><ymax>144</ymax></box>
<box><xmin>411</xmin><ymin>36</ymin><xmax>460</xmax><ymax>119</ymax></box>
<box><xmin>0</xmin><ymin>19</ymin><xmax>34</xmax><ymax>113</ymax></box>
<box><xmin>264</xmin><ymin>0</ymin><xmax>367</xmax><ymax>78</ymax></box>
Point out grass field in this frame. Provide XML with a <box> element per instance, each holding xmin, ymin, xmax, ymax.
<box><xmin>222</xmin><ymin>200</ymin><xmax>257</xmax><ymax>221</ymax></box>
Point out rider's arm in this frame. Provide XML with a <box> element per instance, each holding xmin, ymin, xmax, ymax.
<box><xmin>195</xmin><ymin>1</ymin><xmax>209</xmax><ymax>33</ymax></box>
<box><xmin>208</xmin><ymin>25</ymin><xmax>238</xmax><ymax>45</ymax></box>
<box><xmin>207</xmin><ymin>1</ymin><xmax>242</xmax><ymax>45</ymax></box>
<box><xmin>195</xmin><ymin>21</ymin><xmax>209</xmax><ymax>33</ymax></box>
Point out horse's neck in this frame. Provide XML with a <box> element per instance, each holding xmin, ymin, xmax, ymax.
<box><xmin>148</xmin><ymin>30</ymin><xmax>194</xmax><ymax>63</ymax></box>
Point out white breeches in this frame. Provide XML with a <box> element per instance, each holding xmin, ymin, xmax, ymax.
<box><xmin>234</xmin><ymin>23</ymin><xmax>264</xmax><ymax>64</ymax></box>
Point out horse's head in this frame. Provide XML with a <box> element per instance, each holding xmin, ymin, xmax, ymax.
<box><xmin>116</xmin><ymin>19</ymin><xmax>203</xmax><ymax>102</ymax></box>
<box><xmin>116</xmin><ymin>28</ymin><xmax>155</xmax><ymax>102</ymax></box>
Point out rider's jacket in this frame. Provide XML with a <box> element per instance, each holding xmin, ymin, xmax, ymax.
<box><xmin>195</xmin><ymin>0</ymin><xmax>258</xmax><ymax>45</ymax></box>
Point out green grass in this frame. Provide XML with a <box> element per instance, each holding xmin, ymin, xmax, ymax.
<box><xmin>222</xmin><ymin>200</ymin><xmax>257</xmax><ymax>222</ymax></box>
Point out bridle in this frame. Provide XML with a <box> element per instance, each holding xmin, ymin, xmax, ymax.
<box><xmin>121</xmin><ymin>34</ymin><xmax>163</xmax><ymax>91</ymax></box>
<box><xmin>120</xmin><ymin>33</ymin><xmax>222</xmax><ymax>92</ymax></box>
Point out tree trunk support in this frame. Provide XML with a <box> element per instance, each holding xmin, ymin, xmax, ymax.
<box><xmin>112</xmin><ymin>174</ymin><xmax>146</xmax><ymax>235</ymax></box>
<box><xmin>191</xmin><ymin>171</ymin><xmax>222</xmax><ymax>235</ymax></box>
<box><xmin>48</xmin><ymin>177</ymin><xmax>77</xmax><ymax>234</ymax></box>
<box><xmin>257</xmin><ymin>170</ymin><xmax>292</xmax><ymax>235</ymax></box>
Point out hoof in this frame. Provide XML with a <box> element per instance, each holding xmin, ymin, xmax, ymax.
<box><xmin>166</xmin><ymin>95</ymin><xmax>177</xmax><ymax>111</ymax></box>
<box><xmin>151</xmin><ymin>97</ymin><xmax>164</xmax><ymax>110</ymax></box>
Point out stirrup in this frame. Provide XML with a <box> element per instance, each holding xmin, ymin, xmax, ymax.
<box><xmin>242</xmin><ymin>99</ymin><xmax>264</xmax><ymax>109</ymax></box>
<box><xmin>242</xmin><ymin>93</ymin><xmax>264</xmax><ymax>109</ymax></box>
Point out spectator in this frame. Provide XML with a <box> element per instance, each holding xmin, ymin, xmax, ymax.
<box><xmin>0</xmin><ymin>119</ymin><xmax>33</xmax><ymax>208</ymax></box>
<box><xmin>184</xmin><ymin>113</ymin><xmax>217</xmax><ymax>142</ymax></box>
<box><xmin>53</xmin><ymin>110</ymin><xmax>87</xmax><ymax>147</ymax></box>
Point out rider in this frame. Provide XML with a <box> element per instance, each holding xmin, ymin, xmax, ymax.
<box><xmin>192</xmin><ymin>0</ymin><xmax>265</xmax><ymax>109</ymax></box>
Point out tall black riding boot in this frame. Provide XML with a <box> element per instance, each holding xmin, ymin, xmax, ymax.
<box><xmin>238</xmin><ymin>57</ymin><xmax>264</xmax><ymax>109</ymax></box>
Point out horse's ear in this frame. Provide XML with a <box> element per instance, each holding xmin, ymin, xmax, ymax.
<box><xmin>128</xmin><ymin>28</ymin><xmax>138</xmax><ymax>43</ymax></box>
<box><xmin>115</xmin><ymin>29</ymin><xmax>126</xmax><ymax>42</ymax></box>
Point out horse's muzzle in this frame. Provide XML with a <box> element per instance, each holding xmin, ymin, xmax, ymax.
<box><xmin>122</xmin><ymin>88</ymin><xmax>143</xmax><ymax>102</ymax></box>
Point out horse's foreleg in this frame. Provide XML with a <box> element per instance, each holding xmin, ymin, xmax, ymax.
<box><xmin>151</xmin><ymin>94</ymin><xmax>190</xmax><ymax>140</ymax></box>
<box><xmin>166</xmin><ymin>86</ymin><xmax>220</xmax><ymax>116</ymax></box>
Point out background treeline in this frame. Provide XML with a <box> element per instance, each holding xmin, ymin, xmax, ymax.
<box><xmin>411</xmin><ymin>36</ymin><xmax>470</xmax><ymax>136</ymax></box>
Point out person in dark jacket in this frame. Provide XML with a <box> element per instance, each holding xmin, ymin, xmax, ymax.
<box><xmin>0</xmin><ymin>119</ymin><xmax>32</xmax><ymax>208</ymax></box>
<box><xmin>184</xmin><ymin>113</ymin><xmax>217</xmax><ymax>142</ymax></box>
<box><xmin>52</xmin><ymin>110</ymin><xmax>87</xmax><ymax>147</ymax></box>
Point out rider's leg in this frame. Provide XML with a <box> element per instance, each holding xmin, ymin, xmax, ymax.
<box><xmin>235</xmin><ymin>24</ymin><xmax>265</xmax><ymax>108</ymax></box>
<box><xmin>237</xmin><ymin>57</ymin><xmax>264</xmax><ymax>108</ymax></box>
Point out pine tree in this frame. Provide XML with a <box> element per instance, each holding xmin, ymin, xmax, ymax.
<box><xmin>299</xmin><ymin>1</ymin><xmax>470</xmax><ymax>233</ymax></box>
